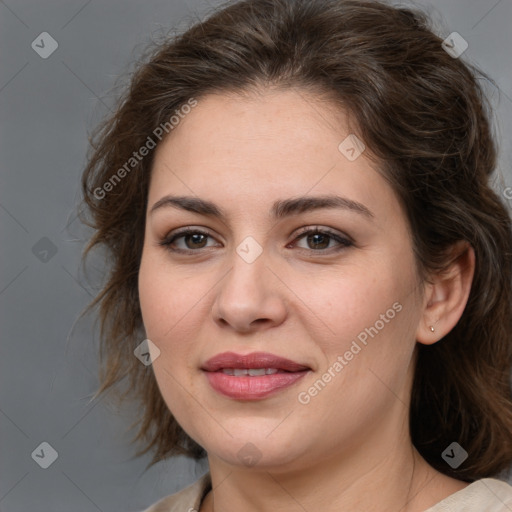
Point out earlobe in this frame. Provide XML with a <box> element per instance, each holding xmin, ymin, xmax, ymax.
<box><xmin>416</xmin><ymin>241</ymin><xmax>475</xmax><ymax>345</ymax></box>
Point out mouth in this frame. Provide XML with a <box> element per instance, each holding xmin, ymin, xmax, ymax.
<box><xmin>201</xmin><ymin>352</ymin><xmax>311</xmax><ymax>400</ymax></box>
<box><xmin>201</xmin><ymin>351</ymin><xmax>310</xmax><ymax>373</ymax></box>
<box><xmin>217</xmin><ymin>368</ymin><xmax>286</xmax><ymax>376</ymax></box>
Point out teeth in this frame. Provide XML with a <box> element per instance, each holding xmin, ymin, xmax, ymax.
<box><xmin>248</xmin><ymin>368</ymin><xmax>266</xmax><ymax>376</ymax></box>
<box><xmin>220</xmin><ymin>368</ymin><xmax>281</xmax><ymax>376</ymax></box>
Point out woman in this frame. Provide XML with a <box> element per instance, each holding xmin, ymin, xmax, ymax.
<box><xmin>81</xmin><ymin>0</ymin><xmax>512</xmax><ymax>510</ymax></box>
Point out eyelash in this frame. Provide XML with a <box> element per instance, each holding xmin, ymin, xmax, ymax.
<box><xmin>159</xmin><ymin>226</ymin><xmax>353</xmax><ymax>255</ymax></box>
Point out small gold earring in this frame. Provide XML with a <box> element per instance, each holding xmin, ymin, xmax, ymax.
<box><xmin>430</xmin><ymin>326</ymin><xmax>435</xmax><ymax>332</ymax></box>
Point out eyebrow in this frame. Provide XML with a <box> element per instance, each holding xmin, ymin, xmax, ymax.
<box><xmin>150</xmin><ymin>194</ymin><xmax>374</xmax><ymax>220</ymax></box>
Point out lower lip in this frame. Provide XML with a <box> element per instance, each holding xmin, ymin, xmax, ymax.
<box><xmin>204</xmin><ymin>370</ymin><xmax>309</xmax><ymax>400</ymax></box>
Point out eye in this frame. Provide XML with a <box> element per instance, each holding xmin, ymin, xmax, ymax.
<box><xmin>290</xmin><ymin>227</ymin><xmax>353</xmax><ymax>253</ymax></box>
<box><xmin>159</xmin><ymin>228</ymin><xmax>220</xmax><ymax>253</ymax></box>
<box><xmin>159</xmin><ymin>226</ymin><xmax>353</xmax><ymax>254</ymax></box>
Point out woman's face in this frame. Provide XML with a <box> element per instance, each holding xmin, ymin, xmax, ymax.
<box><xmin>138</xmin><ymin>88</ymin><xmax>426</xmax><ymax>471</ymax></box>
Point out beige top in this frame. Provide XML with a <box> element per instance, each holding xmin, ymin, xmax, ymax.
<box><xmin>141</xmin><ymin>473</ymin><xmax>512</xmax><ymax>511</ymax></box>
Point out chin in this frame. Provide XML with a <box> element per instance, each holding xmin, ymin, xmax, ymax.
<box><xmin>198</xmin><ymin>428</ymin><xmax>309</xmax><ymax>470</ymax></box>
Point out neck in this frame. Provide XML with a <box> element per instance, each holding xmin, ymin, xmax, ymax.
<box><xmin>201</xmin><ymin>430</ymin><xmax>459</xmax><ymax>512</ymax></box>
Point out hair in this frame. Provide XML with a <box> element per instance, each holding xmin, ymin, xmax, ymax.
<box><xmin>80</xmin><ymin>0</ymin><xmax>512</xmax><ymax>480</ymax></box>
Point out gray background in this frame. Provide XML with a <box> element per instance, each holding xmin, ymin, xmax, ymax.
<box><xmin>1</xmin><ymin>0</ymin><xmax>511</xmax><ymax>511</ymax></box>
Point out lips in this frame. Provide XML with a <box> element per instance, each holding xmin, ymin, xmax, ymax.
<box><xmin>201</xmin><ymin>351</ymin><xmax>310</xmax><ymax>373</ymax></box>
<box><xmin>201</xmin><ymin>351</ymin><xmax>311</xmax><ymax>400</ymax></box>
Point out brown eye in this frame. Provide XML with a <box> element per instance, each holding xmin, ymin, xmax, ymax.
<box><xmin>182</xmin><ymin>233</ymin><xmax>208</xmax><ymax>249</ymax></box>
<box><xmin>291</xmin><ymin>228</ymin><xmax>353</xmax><ymax>252</ymax></box>
<box><xmin>160</xmin><ymin>228</ymin><xmax>220</xmax><ymax>252</ymax></box>
<box><xmin>305</xmin><ymin>232</ymin><xmax>331</xmax><ymax>250</ymax></box>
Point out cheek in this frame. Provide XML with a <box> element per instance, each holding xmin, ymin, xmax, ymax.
<box><xmin>305</xmin><ymin>259</ymin><xmax>419</xmax><ymax>402</ymax></box>
<box><xmin>138</xmin><ymin>251</ymin><xmax>206</xmax><ymax>342</ymax></box>
<box><xmin>138</xmin><ymin>252</ymin><xmax>203</xmax><ymax>419</ymax></box>
<box><xmin>305</xmin><ymin>264</ymin><xmax>405</xmax><ymax>346</ymax></box>
<box><xmin>137</xmin><ymin>248</ymin><xmax>217</xmax><ymax>411</ymax></box>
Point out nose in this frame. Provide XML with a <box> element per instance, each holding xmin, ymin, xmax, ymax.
<box><xmin>211</xmin><ymin>248</ymin><xmax>287</xmax><ymax>333</ymax></box>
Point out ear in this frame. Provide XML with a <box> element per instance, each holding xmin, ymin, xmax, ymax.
<box><xmin>416</xmin><ymin>241</ymin><xmax>475</xmax><ymax>345</ymax></box>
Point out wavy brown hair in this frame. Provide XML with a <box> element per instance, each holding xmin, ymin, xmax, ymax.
<box><xmin>80</xmin><ymin>0</ymin><xmax>512</xmax><ymax>480</ymax></box>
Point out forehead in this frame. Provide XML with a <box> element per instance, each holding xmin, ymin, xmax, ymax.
<box><xmin>148</xmin><ymin>88</ymin><xmax>400</xmax><ymax>225</ymax></box>
<box><xmin>154</xmin><ymin>88</ymin><xmax>351</xmax><ymax>169</ymax></box>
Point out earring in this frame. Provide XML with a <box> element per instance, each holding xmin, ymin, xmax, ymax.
<box><xmin>430</xmin><ymin>325</ymin><xmax>435</xmax><ymax>332</ymax></box>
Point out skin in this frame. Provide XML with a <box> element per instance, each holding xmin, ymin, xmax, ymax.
<box><xmin>138</xmin><ymin>87</ymin><xmax>475</xmax><ymax>511</ymax></box>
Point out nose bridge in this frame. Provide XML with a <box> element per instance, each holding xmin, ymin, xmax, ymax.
<box><xmin>212</xmin><ymin>237</ymin><xmax>287</xmax><ymax>330</ymax></box>
<box><xmin>219</xmin><ymin>240</ymin><xmax>269</xmax><ymax>307</ymax></box>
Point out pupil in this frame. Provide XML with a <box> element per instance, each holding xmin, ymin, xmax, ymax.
<box><xmin>188</xmin><ymin>234</ymin><xmax>206</xmax><ymax>248</ymax></box>
<box><xmin>309</xmin><ymin>233</ymin><xmax>329</xmax><ymax>249</ymax></box>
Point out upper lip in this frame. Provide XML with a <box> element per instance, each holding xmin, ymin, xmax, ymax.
<box><xmin>201</xmin><ymin>352</ymin><xmax>310</xmax><ymax>372</ymax></box>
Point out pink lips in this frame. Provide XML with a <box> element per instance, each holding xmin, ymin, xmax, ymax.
<box><xmin>201</xmin><ymin>351</ymin><xmax>310</xmax><ymax>400</ymax></box>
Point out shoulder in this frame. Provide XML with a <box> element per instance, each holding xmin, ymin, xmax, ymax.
<box><xmin>426</xmin><ymin>478</ymin><xmax>512</xmax><ymax>511</ymax></box>
<box><xmin>138</xmin><ymin>474</ymin><xmax>512</xmax><ymax>511</ymax></box>
<box><xmin>140</xmin><ymin>472</ymin><xmax>211</xmax><ymax>512</ymax></box>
